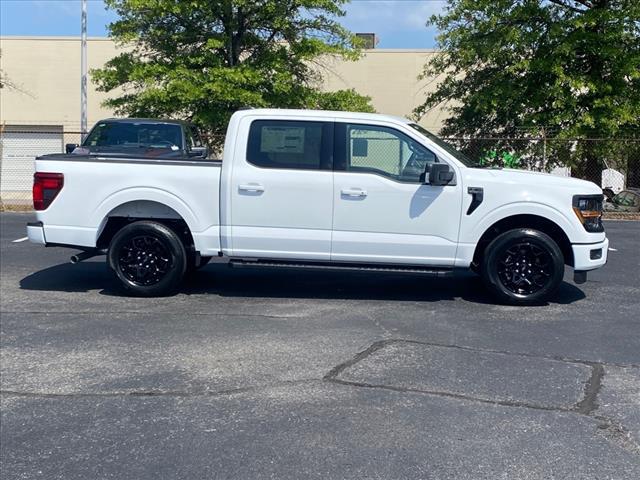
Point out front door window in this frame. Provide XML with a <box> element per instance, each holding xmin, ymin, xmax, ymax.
<box><xmin>345</xmin><ymin>124</ymin><xmax>438</xmax><ymax>183</ymax></box>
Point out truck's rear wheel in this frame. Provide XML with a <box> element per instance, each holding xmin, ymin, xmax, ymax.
<box><xmin>481</xmin><ymin>228</ymin><xmax>564</xmax><ymax>305</ymax></box>
<box><xmin>108</xmin><ymin>221</ymin><xmax>187</xmax><ymax>296</ymax></box>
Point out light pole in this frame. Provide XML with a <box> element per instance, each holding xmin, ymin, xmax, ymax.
<box><xmin>81</xmin><ymin>0</ymin><xmax>88</xmax><ymax>141</ymax></box>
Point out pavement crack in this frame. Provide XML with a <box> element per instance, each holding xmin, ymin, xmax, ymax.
<box><xmin>380</xmin><ymin>338</ymin><xmax>639</xmax><ymax>369</ymax></box>
<box><xmin>325</xmin><ymin>338</ymin><xmax>638</xmax><ymax>383</ymax></box>
<box><xmin>0</xmin><ymin>311</ymin><xmax>305</xmax><ymax>319</ymax></box>
<box><xmin>0</xmin><ymin>379</ymin><xmax>317</xmax><ymax>399</ymax></box>
<box><xmin>575</xmin><ymin>363</ymin><xmax>604</xmax><ymax>415</ymax></box>
<box><xmin>328</xmin><ymin>376</ymin><xmax>640</xmax><ymax>457</ymax></box>
<box><xmin>324</xmin><ymin>339</ymin><xmax>575</xmax><ymax>413</ymax></box>
<box><xmin>323</xmin><ymin>340</ymin><xmax>394</xmax><ymax>381</ymax></box>
<box><xmin>327</xmin><ymin>377</ymin><xmax>572</xmax><ymax>413</ymax></box>
<box><xmin>325</xmin><ymin>339</ymin><xmax>640</xmax><ymax>457</ymax></box>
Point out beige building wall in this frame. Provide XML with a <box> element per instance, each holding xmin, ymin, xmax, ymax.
<box><xmin>0</xmin><ymin>37</ymin><xmax>125</xmax><ymax>130</ymax></box>
<box><xmin>319</xmin><ymin>49</ymin><xmax>447</xmax><ymax>131</ymax></box>
<box><xmin>0</xmin><ymin>37</ymin><xmax>447</xmax><ymax>132</ymax></box>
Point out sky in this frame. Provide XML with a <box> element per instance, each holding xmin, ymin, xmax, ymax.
<box><xmin>0</xmin><ymin>0</ymin><xmax>446</xmax><ymax>49</ymax></box>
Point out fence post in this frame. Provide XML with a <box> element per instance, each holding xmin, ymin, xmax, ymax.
<box><xmin>542</xmin><ymin>127</ymin><xmax>547</xmax><ymax>170</ymax></box>
<box><xmin>0</xmin><ymin>124</ymin><xmax>4</xmax><ymax>210</ymax></box>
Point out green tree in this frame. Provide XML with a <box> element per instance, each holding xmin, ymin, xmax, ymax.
<box><xmin>414</xmin><ymin>0</ymin><xmax>640</xmax><ymax>183</ymax></box>
<box><xmin>94</xmin><ymin>0</ymin><xmax>374</xmax><ymax>144</ymax></box>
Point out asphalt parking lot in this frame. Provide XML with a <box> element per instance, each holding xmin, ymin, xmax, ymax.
<box><xmin>1</xmin><ymin>212</ymin><xmax>639</xmax><ymax>479</ymax></box>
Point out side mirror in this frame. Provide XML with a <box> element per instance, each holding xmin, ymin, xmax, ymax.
<box><xmin>352</xmin><ymin>138</ymin><xmax>368</xmax><ymax>157</ymax></box>
<box><xmin>65</xmin><ymin>143</ymin><xmax>79</xmax><ymax>154</ymax></box>
<box><xmin>428</xmin><ymin>163</ymin><xmax>454</xmax><ymax>186</ymax></box>
<box><xmin>189</xmin><ymin>145</ymin><xmax>209</xmax><ymax>159</ymax></box>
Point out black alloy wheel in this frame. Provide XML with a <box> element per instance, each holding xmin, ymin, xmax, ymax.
<box><xmin>118</xmin><ymin>235</ymin><xmax>172</xmax><ymax>286</ymax></box>
<box><xmin>108</xmin><ymin>221</ymin><xmax>187</xmax><ymax>296</ymax></box>
<box><xmin>496</xmin><ymin>241</ymin><xmax>553</xmax><ymax>296</ymax></box>
<box><xmin>481</xmin><ymin>228</ymin><xmax>564</xmax><ymax>305</ymax></box>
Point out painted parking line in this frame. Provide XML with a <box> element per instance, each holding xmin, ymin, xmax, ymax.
<box><xmin>608</xmin><ymin>247</ymin><xmax>618</xmax><ymax>252</ymax></box>
<box><xmin>12</xmin><ymin>237</ymin><xmax>29</xmax><ymax>243</ymax></box>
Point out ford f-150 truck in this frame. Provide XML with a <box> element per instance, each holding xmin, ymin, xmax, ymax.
<box><xmin>27</xmin><ymin>109</ymin><xmax>608</xmax><ymax>304</ymax></box>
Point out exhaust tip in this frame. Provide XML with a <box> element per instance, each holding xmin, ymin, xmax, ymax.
<box><xmin>70</xmin><ymin>250</ymin><xmax>100</xmax><ymax>264</ymax></box>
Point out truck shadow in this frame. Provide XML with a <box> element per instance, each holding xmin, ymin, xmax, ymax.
<box><xmin>20</xmin><ymin>262</ymin><xmax>586</xmax><ymax>306</ymax></box>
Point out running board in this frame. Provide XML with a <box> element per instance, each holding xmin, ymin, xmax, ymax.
<box><xmin>228</xmin><ymin>258</ymin><xmax>453</xmax><ymax>275</ymax></box>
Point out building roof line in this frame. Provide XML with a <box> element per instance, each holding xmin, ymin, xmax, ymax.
<box><xmin>0</xmin><ymin>36</ymin><xmax>116</xmax><ymax>42</ymax></box>
<box><xmin>0</xmin><ymin>36</ymin><xmax>440</xmax><ymax>52</ymax></box>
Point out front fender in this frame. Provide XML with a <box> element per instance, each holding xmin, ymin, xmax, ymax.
<box><xmin>463</xmin><ymin>201</ymin><xmax>578</xmax><ymax>245</ymax></box>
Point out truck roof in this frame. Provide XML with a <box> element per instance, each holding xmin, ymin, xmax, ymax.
<box><xmin>232</xmin><ymin>108</ymin><xmax>413</xmax><ymax>125</ymax></box>
<box><xmin>101</xmin><ymin>111</ymin><xmax>415</xmax><ymax>127</ymax></box>
<box><xmin>96</xmin><ymin>118</ymin><xmax>191</xmax><ymax>125</ymax></box>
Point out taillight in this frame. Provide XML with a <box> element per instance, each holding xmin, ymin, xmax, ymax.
<box><xmin>33</xmin><ymin>172</ymin><xmax>64</xmax><ymax>211</ymax></box>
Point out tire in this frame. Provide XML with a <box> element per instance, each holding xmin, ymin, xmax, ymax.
<box><xmin>107</xmin><ymin>220</ymin><xmax>187</xmax><ymax>297</ymax></box>
<box><xmin>481</xmin><ymin>228</ymin><xmax>564</xmax><ymax>305</ymax></box>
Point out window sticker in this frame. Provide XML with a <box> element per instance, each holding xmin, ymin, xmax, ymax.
<box><xmin>260</xmin><ymin>127</ymin><xmax>305</xmax><ymax>154</ymax></box>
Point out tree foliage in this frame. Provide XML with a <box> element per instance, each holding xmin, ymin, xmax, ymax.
<box><xmin>415</xmin><ymin>0</ymin><xmax>640</xmax><ymax>181</ymax></box>
<box><xmin>93</xmin><ymin>0</ymin><xmax>374</xmax><ymax>142</ymax></box>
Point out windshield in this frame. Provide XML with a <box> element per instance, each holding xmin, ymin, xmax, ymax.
<box><xmin>84</xmin><ymin>122</ymin><xmax>183</xmax><ymax>150</ymax></box>
<box><xmin>408</xmin><ymin>123</ymin><xmax>481</xmax><ymax>167</ymax></box>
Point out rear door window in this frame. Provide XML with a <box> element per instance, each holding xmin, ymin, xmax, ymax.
<box><xmin>246</xmin><ymin>120</ymin><xmax>333</xmax><ymax>170</ymax></box>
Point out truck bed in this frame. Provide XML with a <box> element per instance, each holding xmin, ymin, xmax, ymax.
<box><xmin>33</xmin><ymin>153</ymin><xmax>223</xmax><ymax>257</ymax></box>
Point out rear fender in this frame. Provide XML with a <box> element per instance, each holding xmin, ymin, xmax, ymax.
<box><xmin>94</xmin><ymin>188</ymin><xmax>199</xmax><ymax>244</ymax></box>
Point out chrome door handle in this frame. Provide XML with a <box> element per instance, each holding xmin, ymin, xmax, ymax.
<box><xmin>341</xmin><ymin>188</ymin><xmax>367</xmax><ymax>197</ymax></box>
<box><xmin>238</xmin><ymin>183</ymin><xmax>264</xmax><ymax>192</ymax></box>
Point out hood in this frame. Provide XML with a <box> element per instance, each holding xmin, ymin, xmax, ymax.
<box><xmin>477</xmin><ymin>168</ymin><xmax>602</xmax><ymax>195</ymax></box>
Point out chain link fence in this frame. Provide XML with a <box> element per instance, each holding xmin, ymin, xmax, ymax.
<box><xmin>1</xmin><ymin>127</ymin><xmax>638</xmax><ymax>208</ymax></box>
<box><xmin>443</xmin><ymin>137</ymin><xmax>640</xmax><ymax>191</ymax></box>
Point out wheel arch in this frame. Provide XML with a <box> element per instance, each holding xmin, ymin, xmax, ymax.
<box><xmin>472</xmin><ymin>214</ymin><xmax>574</xmax><ymax>268</ymax></box>
<box><xmin>96</xmin><ymin>199</ymin><xmax>194</xmax><ymax>251</ymax></box>
<box><xmin>93</xmin><ymin>188</ymin><xmax>199</xmax><ymax>230</ymax></box>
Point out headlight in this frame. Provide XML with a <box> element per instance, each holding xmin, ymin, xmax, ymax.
<box><xmin>572</xmin><ymin>195</ymin><xmax>604</xmax><ymax>232</ymax></box>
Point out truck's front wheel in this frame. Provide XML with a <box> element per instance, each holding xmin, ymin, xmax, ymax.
<box><xmin>108</xmin><ymin>221</ymin><xmax>187</xmax><ymax>297</ymax></box>
<box><xmin>481</xmin><ymin>228</ymin><xmax>564</xmax><ymax>305</ymax></box>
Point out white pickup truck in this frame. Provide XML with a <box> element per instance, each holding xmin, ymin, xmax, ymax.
<box><xmin>27</xmin><ymin>109</ymin><xmax>608</xmax><ymax>304</ymax></box>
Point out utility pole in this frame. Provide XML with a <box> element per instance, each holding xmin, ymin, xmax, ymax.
<box><xmin>81</xmin><ymin>0</ymin><xmax>88</xmax><ymax>141</ymax></box>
